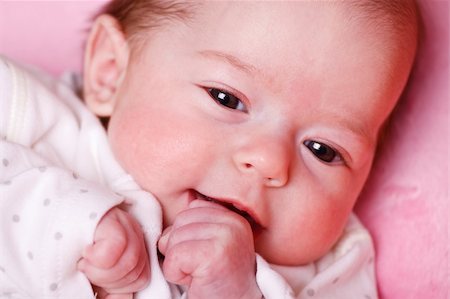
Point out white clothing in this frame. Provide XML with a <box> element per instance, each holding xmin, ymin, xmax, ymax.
<box><xmin>0</xmin><ymin>57</ymin><xmax>171</xmax><ymax>299</ymax></box>
<box><xmin>257</xmin><ymin>214</ymin><xmax>378</xmax><ymax>298</ymax></box>
<box><xmin>0</xmin><ymin>57</ymin><xmax>378</xmax><ymax>298</ymax></box>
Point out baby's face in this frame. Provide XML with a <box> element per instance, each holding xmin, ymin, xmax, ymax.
<box><xmin>105</xmin><ymin>2</ymin><xmax>414</xmax><ymax>265</ymax></box>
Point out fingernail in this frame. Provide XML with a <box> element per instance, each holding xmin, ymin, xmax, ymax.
<box><xmin>158</xmin><ymin>226</ymin><xmax>172</xmax><ymax>253</ymax></box>
<box><xmin>159</xmin><ymin>229</ymin><xmax>169</xmax><ymax>243</ymax></box>
<box><xmin>161</xmin><ymin>225</ymin><xmax>172</xmax><ymax>237</ymax></box>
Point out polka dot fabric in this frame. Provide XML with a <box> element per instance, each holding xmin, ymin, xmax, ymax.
<box><xmin>0</xmin><ymin>141</ymin><xmax>123</xmax><ymax>298</ymax></box>
<box><xmin>0</xmin><ymin>57</ymin><xmax>169</xmax><ymax>298</ymax></box>
<box><xmin>0</xmin><ymin>1</ymin><xmax>447</xmax><ymax>298</ymax></box>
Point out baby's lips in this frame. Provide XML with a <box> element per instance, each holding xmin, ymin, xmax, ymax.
<box><xmin>188</xmin><ymin>198</ymin><xmax>228</xmax><ymax>210</ymax></box>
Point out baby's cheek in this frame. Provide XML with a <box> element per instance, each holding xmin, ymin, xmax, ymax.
<box><xmin>259</xmin><ymin>199</ymin><xmax>351</xmax><ymax>265</ymax></box>
<box><xmin>107</xmin><ymin>107</ymin><xmax>159</xmax><ymax>180</ymax></box>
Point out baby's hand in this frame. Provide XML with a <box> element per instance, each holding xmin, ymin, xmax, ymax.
<box><xmin>77</xmin><ymin>207</ymin><xmax>150</xmax><ymax>298</ymax></box>
<box><xmin>158</xmin><ymin>200</ymin><xmax>262</xmax><ymax>299</ymax></box>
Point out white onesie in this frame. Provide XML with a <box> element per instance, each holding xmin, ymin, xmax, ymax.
<box><xmin>0</xmin><ymin>56</ymin><xmax>378</xmax><ymax>299</ymax></box>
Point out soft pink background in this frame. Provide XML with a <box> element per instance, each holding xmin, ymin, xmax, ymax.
<box><xmin>355</xmin><ymin>2</ymin><xmax>449</xmax><ymax>298</ymax></box>
<box><xmin>0</xmin><ymin>1</ymin><xmax>448</xmax><ymax>298</ymax></box>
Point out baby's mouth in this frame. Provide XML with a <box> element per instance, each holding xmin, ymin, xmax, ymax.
<box><xmin>192</xmin><ymin>190</ymin><xmax>263</xmax><ymax>236</ymax></box>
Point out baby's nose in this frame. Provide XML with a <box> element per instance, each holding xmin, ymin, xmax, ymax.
<box><xmin>233</xmin><ymin>136</ymin><xmax>291</xmax><ymax>187</ymax></box>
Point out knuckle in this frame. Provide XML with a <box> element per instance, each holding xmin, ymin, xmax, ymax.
<box><xmin>125</xmin><ymin>259</ymin><xmax>148</xmax><ymax>285</ymax></box>
<box><xmin>115</xmin><ymin>233</ymin><xmax>128</xmax><ymax>248</ymax></box>
<box><xmin>106</xmin><ymin>237</ymin><xmax>127</xmax><ymax>261</ymax></box>
<box><xmin>125</xmin><ymin>267</ymin><xmax>141</xmax><ymax>283</ymax></box>
<box><xmin>123</xmin><ymin>254</ymin><xmax>139</xmax><ymax>271</ymax></box>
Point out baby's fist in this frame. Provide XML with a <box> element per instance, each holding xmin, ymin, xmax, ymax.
<box><xmin>78</xmin><ymin>207</ymin><xmax>150</xmax><ymax>296</ymax></box>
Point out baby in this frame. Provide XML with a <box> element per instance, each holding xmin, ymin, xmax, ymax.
<box><xmin>0</xmin><ymin>0</ymin><xmax>419</xmax><ymax>298</ymax></box>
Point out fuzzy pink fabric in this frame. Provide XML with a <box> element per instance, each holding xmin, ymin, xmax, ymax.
<box><xmin>0</xmin><ymin>1</ymin><xmax>448</xmax><ymax>298</ymax></box>
<box><xmin>355</xmin><ymin>1</ymin><xmax>449</xmax><ymax>298</ymax></box>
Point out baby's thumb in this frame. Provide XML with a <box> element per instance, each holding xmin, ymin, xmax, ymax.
<box><xmin>158</xmin><ymin>226</ymin><xmax>172</xmax><ymax>255</ymax></box>
<box><xmin>84</xmin><ymin>212</ymin><xmax>128</xmax><ymax>268</ymax></box>
<box><xmin>82</xmin><ymin>234</ymin><xmax>126</xmax><ymax>269</ymax></box>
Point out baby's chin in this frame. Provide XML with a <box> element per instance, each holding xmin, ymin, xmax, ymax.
<box><xmin>255</xmin><ymin>238</ymin><xmax>334</xmax><ymax>266</ymax></box>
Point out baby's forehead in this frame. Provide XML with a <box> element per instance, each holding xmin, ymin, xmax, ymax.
<box><xmin>104</xmin><ymin>1</ymin><xmax>417</xmax><ymax>45</ymax></box>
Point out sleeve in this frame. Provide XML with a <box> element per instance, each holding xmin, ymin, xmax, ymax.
<box><xmin>255</xmin><ymin>214</ymin><xmax>378</xmax><ymax>299</ymax></box>
<box><xmin>0</xmin><ymin>139</ymin><xmax>124</xmax><ymax>298</ymax></box>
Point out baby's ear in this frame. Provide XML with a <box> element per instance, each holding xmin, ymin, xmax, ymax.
<box><xmin>83</xmin><ymin>15</ymin><xmax>129</xmax><ymax>117</ymax></box>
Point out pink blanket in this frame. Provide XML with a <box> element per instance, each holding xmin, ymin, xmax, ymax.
<box><xmin>0</xmin><ymin>1</ymin><xmax>448</xmax><ymax>298</ymax></box>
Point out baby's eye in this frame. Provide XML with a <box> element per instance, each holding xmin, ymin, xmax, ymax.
<box><xmin>303</xmin><ymin>140</ymin><xmax>342</xmax><ymax>163</ymax></box>
<box><xmin>207</xmin><ymin>88</ymin><xmax>247</xmax><ymax>112</ymax></box>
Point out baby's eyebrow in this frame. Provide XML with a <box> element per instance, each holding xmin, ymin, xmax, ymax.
<box><xmin>197</xmin><ymin>50</ymin><xmax>260</xmax><ymax>76</ymax></box>
<box><xmin>198</xmin><ymin>50</ymin><xmax>374</xmax><ymax>145</ymax></box>
<box><xmin>328</xmin><ymin>114</ymin><xmax>374</xmax><ymax>146</ymax></box>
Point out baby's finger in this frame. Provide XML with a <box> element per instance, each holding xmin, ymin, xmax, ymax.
<box><xmin>157</xmin><ymin>226</ymin><xmax>173</xmax><ymax>255</ymax></box>
<box><xmin>85</xmin><ymin>212</ymin><xmax>128</xmax><ymax>269</ymax></box>
<box><xmin>81</xmin><ymin>216</ymin><xmax>147</xmax><ymax>286</ymax></box>
<box><xmin>99</xmin><ymin>242</ymin><xmax>150</xmax><ymax>290</ymax></box>
<box><xmin>82</xmin><ymin>237</ymin><xmax>126</xmax><ymax>269</ymax></box>
<box><xmin>171</xmin><ymin>200</ymin><xmax>246</xmax><ymax>231</ymax></box>
<box><xmin>162</xmin><ymin>239</ymin><xmax>213</xmax><ymax>286</ymax></box>
<box><xmin>103</xmin><ymin>257</ymin><xmax>150</xmax><ymax>293</ymax></box>
<box><xmin>162</xmin><ymin>222</ymin><xmax>230</xmax><ymax>257</ymax></box>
